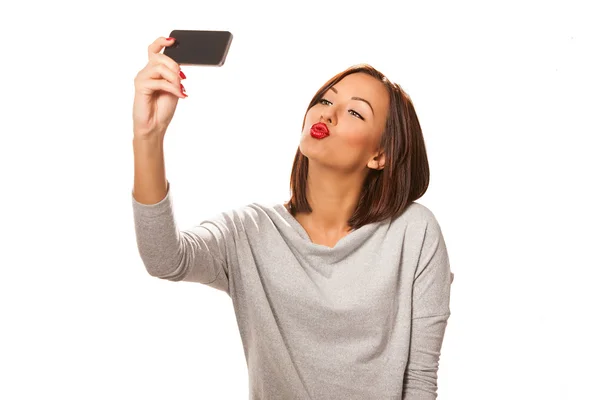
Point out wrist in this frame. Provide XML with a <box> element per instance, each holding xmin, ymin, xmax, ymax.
<box><xmin>133</xmin><ymin>133</ymin><xmax>164</xmax><ymax>147</ymax></box>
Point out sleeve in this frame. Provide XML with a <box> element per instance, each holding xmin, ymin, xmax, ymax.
<box><xmin>402</xmin><ymin>217</ymin><xmax>454</xmax><ymax>399</ymax></box>
<box><xmin>131</xmin><ymin>180</ymin><xmax>231</xmax><ymax>294</ymax></box>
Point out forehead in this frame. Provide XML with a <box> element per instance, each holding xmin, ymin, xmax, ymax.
<box><xmin>330</xmin><ymin>73</ymin><xmax>389</xmax><ymax>111</ymax></box>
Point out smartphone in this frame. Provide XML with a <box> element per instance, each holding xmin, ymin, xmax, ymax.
<box><xmin>163</xmin><ymin>30</ymin><xmax>233</xmax><ymax>66</ymax></box>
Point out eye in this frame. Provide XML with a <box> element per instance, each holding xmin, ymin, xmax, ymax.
<box><xmin>349</xmin><ymin>110</ymin><xmax>364</xmax><ymax>120</ymax></box>
<box><xmin>318</xmin><ymin>98</ymin><xmax>365</xmax><ymax>121</ymax></box>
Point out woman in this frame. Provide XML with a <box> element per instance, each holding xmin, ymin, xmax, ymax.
<box><xmin>132</xmin><ymin>36</ymin><xmax>454</xmax><ymax>399</ymax></box>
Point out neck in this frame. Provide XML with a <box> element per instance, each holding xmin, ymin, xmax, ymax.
<box><xmin>297</xmin><ymin>161</ymin><xmax>367</xmax><ymax>234</ymax></box>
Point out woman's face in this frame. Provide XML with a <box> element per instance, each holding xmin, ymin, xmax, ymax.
<box><xmin>300</xmin><ymin>72</ymin><xmax>390</xmax><ymax>173</ymax></box>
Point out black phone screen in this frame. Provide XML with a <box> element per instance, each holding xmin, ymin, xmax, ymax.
<box><xmin>163</xmin><ymin>30</ymin><xmax>233</xmax><ymax>66</ymax></box>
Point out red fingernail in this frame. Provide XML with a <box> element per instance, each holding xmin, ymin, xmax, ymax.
<box><xmin>180</xmin><ymin>83</ymin><xmax>188</xmax><ymax>97</ymax></box>
<box><xmin>166</xmin><ymin>37</ymin><xmax>174</xmax><ymax>41</ymax></box>
<box><xmin>179</xmin><ymin>70</ymin><xmax>186</xmax><ymax>79</ymax></box>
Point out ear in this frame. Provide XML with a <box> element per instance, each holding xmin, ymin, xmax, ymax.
<box><xmin>368</xmin><ymin>151</ymin><xmax>386</xmax><ymax>170</ymax></box>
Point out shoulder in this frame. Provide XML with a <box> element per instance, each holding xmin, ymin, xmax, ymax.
<box><xmin>395</xmin><ymin>201</ymin><xmax>442</xmax><ymax>228</ymax></box>
<box><xmin>388</xmin><ymin>201</ymin><xmax>447</xmax><ymax>246</ymax></box>
<box><xmin>204</xmin><ymin>202</ymin><xmax>281</xmax><ymax>230</ymax></box>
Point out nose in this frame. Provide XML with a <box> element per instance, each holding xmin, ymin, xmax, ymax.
<box><xmin>320</xmin><ymin>104</ymin><xmax>336</xmax><ymax>125</ymax></box>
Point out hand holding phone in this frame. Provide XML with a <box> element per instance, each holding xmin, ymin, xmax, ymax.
<box><xmin>132</xmin><ymin>31</ymin><xmax>233</xmax><ymax>139</ymax></box>
<box><xmin>163</xmin><ymin>30</ymin><xmax>233</xmax><ymax>66</ymax></box>
<box><xmin>133</xmin><ymin>37</ymin><xmax>187</xmax><ymax>140</ymax></box>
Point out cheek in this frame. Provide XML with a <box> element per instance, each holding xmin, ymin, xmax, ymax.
<box><xmin>341</xmin><ymin>129</ymin><xmax>373</xmax><ymax>149</ymax></box>
<box><xmin>303</xmin><ymin>108</ymin><xmax>319</xmax><ymax>130</ymax></box>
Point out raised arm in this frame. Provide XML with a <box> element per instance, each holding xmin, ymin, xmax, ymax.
<box><xmin>130</xmin><ymin>36</ymin><xmax>229</xmax><ymax>293</ymax></box>
<box><xmin>131</xmin><ymin>181</ymin><xmax>230</xmax><ymax>293</ymax></box>
<box><xmin>132</xmin><ymin>35</ymin><xmax>186</xmax><ymax>205</ymax></box>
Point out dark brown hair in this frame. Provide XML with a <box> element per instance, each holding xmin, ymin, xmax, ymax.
<box><xmin>284</xmin><ymin>64</ymin><xmax>430</xmax><ymax>230</ymax></box>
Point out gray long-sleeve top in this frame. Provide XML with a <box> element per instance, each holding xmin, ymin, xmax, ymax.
<box><xmin>132</xmin><ymin>181</ymin><xmax>453</xmax><ymax>399</ymax></box>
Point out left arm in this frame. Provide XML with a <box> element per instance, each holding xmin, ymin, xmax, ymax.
<box><xmin>403</xmin><ymin>218</ymin><xmax>454</xmax><ymax>399</ymax></box>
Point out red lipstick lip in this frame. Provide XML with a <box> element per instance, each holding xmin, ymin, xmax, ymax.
<box><xmin>310</xmin><ymin>122</ymin><xmax>329</xmax><ymax>138</ymax></box>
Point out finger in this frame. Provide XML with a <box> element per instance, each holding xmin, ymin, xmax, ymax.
<box><xmin>143</xmin><ymin>63</ymin><xmax>180</xmax><ymax>87</ymax></box>
<box><xmin>149</xmin><ymin>52</ymin><xmax>182</xmax><ymax>76</ymax></box>
<box><xmin>147</xmin><ymin>36</ymin><xmax>175</xmax><ymax>59</ymax></box>
<box><xmin>140</xmin><ymin>78</ymin><xmax>186</xmax><ymax>99</ymax></box>
<box><xmin>135</xmin><ymin>64</ymin><xmax>183</xmax><ymax>97</ymax></box>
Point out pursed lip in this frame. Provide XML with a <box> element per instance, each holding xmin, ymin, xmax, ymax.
<box><xmin>310</xmin><ymin>122</ymin><xmax>330</xmax><ymax>136</ymax></box>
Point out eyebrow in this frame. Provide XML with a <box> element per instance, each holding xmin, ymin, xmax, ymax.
<box><xmin>329</xmin><ymin>86</ymin><xmax>375</xmax><ymax>116</ymax></box>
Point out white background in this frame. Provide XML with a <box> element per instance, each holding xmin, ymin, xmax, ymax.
<box><xmin>1</xmin><ymin>0</ymin><xmax>598</xmax><ymax>399</ymax></box>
